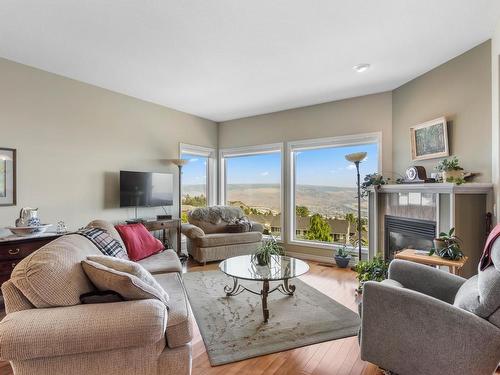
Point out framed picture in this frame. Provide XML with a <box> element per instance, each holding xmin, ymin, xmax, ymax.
<box><xmin>0</xmin><ymin>148</ymin><xmax>16</xmax><ymax>206</ymax></box>
<box><xmin>410</xmin><ymin>117</ymin><xmax>449</xmax><ymax>161</ymax></box>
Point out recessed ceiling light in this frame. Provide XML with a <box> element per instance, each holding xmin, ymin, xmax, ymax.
<box><xmin>353</xmin><ymin>63</ymin><xmax>371</xmax><ymax>73</ymax></box>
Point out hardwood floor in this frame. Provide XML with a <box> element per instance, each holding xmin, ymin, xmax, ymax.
<box><xmin>185</xmin><ymin>260</ymin><xmax>381</xmax><ymax>375</ymax></box>
<box><xmin>0</xmin><ymin>259</ymin><xmax>497</xmax><ymax>375</ymax></box>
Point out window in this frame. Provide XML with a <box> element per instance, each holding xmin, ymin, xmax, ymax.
<box><xmin>288</xmin><ymin>133</ymin><xmax>381</xmax><ymax>248</ymax></box>
<box><xmin>180</xmin><ymin>144</ymin><xmax>216</xmax><ymax>222</ymax></box>
<box><xmin>220</xmin><ymin>144</ymin><xmax>283</xmax><ymax>238</ymax></box>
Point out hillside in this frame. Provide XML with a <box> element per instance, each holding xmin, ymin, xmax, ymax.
<box><xmin>183</xmin><ymin>183</ymin><xmax>367</xmax><ymax>218</ymax></box>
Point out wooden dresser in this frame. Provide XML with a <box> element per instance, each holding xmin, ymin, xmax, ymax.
<box><xmin>0</xmin><ymin>234</ymin><xmax>63</xmax><ymax>287</ymax></box>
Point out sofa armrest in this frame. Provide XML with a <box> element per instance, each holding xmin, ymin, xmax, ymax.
<box><xmin>0</xmin><ymin>299</ymin><xmax>167</xmax><ymax>361</ymax></box>
<box><xmin>181</xmin><ymin>223</ymin><xmax>205</xmax><ymax>239</ymax></box>
<box><xmin>388</xmin><ymin>259</ymin><xmax>466</xmax><ymax>304</ymax></box>
<box><xmin>250</xmin><ymin>221</ymin><xmax>264</xmax><ymax>233</ymax></box>
<box><xmin>361</xmin><ymin>281</ymin><xmax>500</xmax><ymax>375</ymax></box>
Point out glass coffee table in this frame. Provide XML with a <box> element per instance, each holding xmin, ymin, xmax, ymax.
<box><xmin>218</xmin><ymin>254</ymin><xmax>309</xmax><ymax>323</ymax></box>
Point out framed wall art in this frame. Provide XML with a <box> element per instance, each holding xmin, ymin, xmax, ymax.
<box><xmin>0</xmin><ymin>148</ymin><xmax>16</xmax><ymax>206</ymax></box>
<box><xmin>410</xmin><ymin>117</ymin><xmax>449</xmax><ymax>161</ymax></box>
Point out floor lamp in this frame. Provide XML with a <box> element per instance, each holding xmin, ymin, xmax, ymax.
<box><xmin>170</xmin><ymin>158</ymin><xmax>189</xmax><ymax>262</ymax></box>
<box><xmin>345</xmin><ymin>152</ymin><xmax>367</xmax><ymax>262</ymax></box>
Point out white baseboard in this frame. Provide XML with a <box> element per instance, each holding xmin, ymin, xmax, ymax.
<box><xmin>286</xmin><ymin>251</ymin><xmax>357</xmax><ymax>267</ymax></box>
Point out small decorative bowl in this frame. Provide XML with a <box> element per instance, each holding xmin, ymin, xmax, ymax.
<box><xmin>7</xmin><ymin>224</ymin><xmax>52</xmax><ymax>237</ymax></box>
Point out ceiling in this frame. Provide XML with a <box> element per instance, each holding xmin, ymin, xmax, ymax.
<box><xmin>1</xmin><ymin>1</ymin><xmax>500</xmax><ymax>122</ymax></box>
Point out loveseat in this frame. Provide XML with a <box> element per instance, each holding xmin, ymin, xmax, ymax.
<box><xmin>359</xmin><ymin>241</ymin><xmax>500</xmax><ymax>375</ymax></box>
<box><xmin>0</xmin><ymin>220</ymin><xmax>192</xmax><ymax>375</ymax></box>
<box><xmin>181</xmin><ymin>206</ymin><xmax>264</xmax><ymax>264</ymax></box>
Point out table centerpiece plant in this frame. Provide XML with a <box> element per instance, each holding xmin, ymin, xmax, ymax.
<box><xmin>253</xmin><ymin>236</ymin><xmax>284</xmax><ymax>266</ymax></box>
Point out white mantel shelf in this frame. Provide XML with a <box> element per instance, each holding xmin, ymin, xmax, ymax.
<box><xmin>372</xmin><ymin>182</ymin><xmax>493</xmax><ymax>195</ymax></box>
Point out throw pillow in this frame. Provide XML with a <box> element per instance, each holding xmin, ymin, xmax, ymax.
<box><xmin>82</xmin><ymin>255</ymin><xmax>169</xmax><ymax>307</ymax></box>
<box><xmin>226</xmin><ymin>217</ymin><xmax>252</xmax><ymax>233</ymax></box>
<box><xmin>115</xmin><ymin>223</ymin><xmax>164</xmax><ymax>261</ymax></box>
<box><xmin>77</xmin><ymin>227</ymin><xmax>129</xmax><ymax>259</ymax></box>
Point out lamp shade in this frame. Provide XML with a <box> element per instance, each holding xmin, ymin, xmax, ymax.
<box><xmin>169</xmin><ymin>159</ymin><xmax>189</xmax><ymax>167</ymax></box>
<box><xmin>345</xmin><ymin>152</ymin><xmax>367</xmax><ymax>163</ymax></box>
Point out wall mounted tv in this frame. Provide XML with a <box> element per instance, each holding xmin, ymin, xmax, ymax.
<box><xmin>120</xmin><ymin>171</ymin><xmax>174</xmax><ymax>207</ymax></box>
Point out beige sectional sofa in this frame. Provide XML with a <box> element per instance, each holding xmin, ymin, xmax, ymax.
<box><xmin>182</xmin><ymin>206</ymin><xmax>264</xmax><ymax>264</ymax></box>
<box><xmin>0</xmin><ymin>220</ymin><xmax>192</xmax><ymax>375</ymax></box>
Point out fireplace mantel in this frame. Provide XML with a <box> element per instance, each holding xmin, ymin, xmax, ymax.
<box><xmin>367</xmin><ymin>182</ymin><xmax>493</xmax><ymax>277</ymax></box>
<box><xmin>372</xmin><ymin>182</ymin><xmax>493</xmax><ymax>194</ymax></box>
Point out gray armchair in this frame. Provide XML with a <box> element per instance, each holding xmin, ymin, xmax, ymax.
<box><xmin>360</xmin><ymin>257</ymin><xmax>500</xmax><ymax>375</ymax></box>
<box><xmin>182</xmin><ymin>206</ymin><xmax>263</xmax><ymax>264</ymax></box>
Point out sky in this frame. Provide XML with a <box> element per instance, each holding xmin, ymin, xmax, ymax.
<box><xmin>182</xmin><ymin>143</ymin><xmax>379</xmax><ymax>188</ymax></box>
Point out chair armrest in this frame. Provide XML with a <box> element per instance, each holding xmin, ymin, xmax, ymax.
<box><xmin>361</xmin><ymin>281</ymin><xmax>500</xmax><ymax>375</ymax></box>
<box><xmin>181</xmin><ymin>223</ymin><xmax>205</xmax><ymax>239</ymax></box>
<box><xmin>250</xmin><ymin>222</ymin><xmax>264</xmax><ymax>233</ymax></box>
<box><xmin>0</xmin><ymin>299</ymin><xmax>167</xmax><ymax>361</ymax></box>
<box><xmin>388</xmin><ymin>259</ymin><xmax>466</xmax><ymax>303</ymax></box>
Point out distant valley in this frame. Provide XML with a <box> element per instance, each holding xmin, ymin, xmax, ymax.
<box><xmin>183</xmin><ymin>183</ymin><xmax>368</xmax><ymax>218</ymax></box>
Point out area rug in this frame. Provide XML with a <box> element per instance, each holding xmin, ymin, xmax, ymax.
<box><xmin>182</xmin><ymin>270</ymin><xmax>360</xmax><ymax>366</ymax></box>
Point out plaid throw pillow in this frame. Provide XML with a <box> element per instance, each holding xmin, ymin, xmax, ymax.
<box><xmin>77</xmin><ymin>227</ymin><xmax>129</xmax><ymax>259</ymax></box>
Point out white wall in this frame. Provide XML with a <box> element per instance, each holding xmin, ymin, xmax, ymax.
<box><xmin>0</xmin><ymin>58</ymin><xmax>218</xmax><ymax>231</ymax></box>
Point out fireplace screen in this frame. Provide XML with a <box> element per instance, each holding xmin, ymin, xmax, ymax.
<box><xmin>385</xmin><ymin>215</ymin><xmax>436</xmax><ymax>259</ymax></box>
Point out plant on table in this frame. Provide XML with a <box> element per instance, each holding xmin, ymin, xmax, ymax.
<box><xmin>430</xmin><ymin>227</ymin><xmax>463</xmax><ymax>260</ymax></box>
<box><xmin>253</xmin><ymin>236</ymin><xmax>284</xmax><ymax>266</ymax></box>
<box><xmin>354</xmin><ymin>255</ymin><xmax>389</xmax><ymax>293</ymax></box>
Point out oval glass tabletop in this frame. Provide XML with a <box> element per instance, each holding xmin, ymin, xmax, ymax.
<box><xmin>218</xmin><ymin>254</ymin><xmax>309</xmax><ymax>281</ymax></box>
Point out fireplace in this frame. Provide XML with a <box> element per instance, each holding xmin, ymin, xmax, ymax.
<box><xmin>384</xmin><ymin>215</ymin><xmax>436</xmax><ymax>260</ymax></box>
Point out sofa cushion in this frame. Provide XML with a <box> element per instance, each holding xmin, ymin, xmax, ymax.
<box><xmin>188</xmin><ymin>206</ymin><xmax>245</xmax><ymax>234</ymax></box>
<box><xmin>115</xmin><ymin>223</ymin><xmax>164</xmax><ymax>261</ymax></box>
<box><xmin>10</xmin><ymin>234</ymin><xmax>99</xmax><ymax>308</ymax></box>
<box><xmin>489</xmin><ymin>309</ymin><xmax>500</xmax><ymax>328</ymax></box>
<box><xmin>454</xmin><ymin>266</ymin><xmax>500</xmax><ymax>317</ymax></box>
<box><xmin>381</xmin><ymin>279</ymin><xmax>404</xmax><ymax>289</ymax></box>
<box><xmin>188</xmin><ymin>217</ymin><xmax>227</xmax><ymax>234</ymax></box>
<box><xmin>195</xmin><ymin>231</ymin><xmax>262</xmax><ymax>248</ymax></box>
<box><xmin>137</xmin><ymin>249</ymin><xmax>182</xmax><ymax>274</ymax></box>
<box><xmin>87</xmin><ymin>219</ymin><xmax>127</xmax><ymax>252</ymax></box>
<box><xmin>77</xmin><ymin>227</ymin><xmax>128</xmax><ymax>259</ymax></box>
<box><xmin>82</xmin><ymin>256</ymin><xmax>169</xmax><ymax>306</ymax></box>
<box><xmin>154</xmin><ymin>272</ymin><xmax>193</xmax><ymax>348</ymax></box>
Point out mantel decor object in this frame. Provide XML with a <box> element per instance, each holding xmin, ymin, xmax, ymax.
<box><xmin>0</xmin><ymin>148</ymin><xmax>16</xmax><ymax>206</ymax></box>
<box><xmin>410</xmin><ymin>117</ymin><xmax>449</xmax><ymax>161</ymax></box>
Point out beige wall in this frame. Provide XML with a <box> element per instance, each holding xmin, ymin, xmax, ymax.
<box><xmin>219</xmin><ymin>92</ymin><xmax>393</xmax><ymax>257</ymax></box>
<box><xmin>0</xmin><ymin>58</ymin><xmax>218</xmax><ymax>231</ymax></box>
<box><xmin>492</xmin><ymin>25</ymin><xmax>500</xmax><ymax>220</ymax></box>
<box><xmin>392</xmin><ymin>41</ymin><xmax>492</xmax><ymax>181</ymax></box>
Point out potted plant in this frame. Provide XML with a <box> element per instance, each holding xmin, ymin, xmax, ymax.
<box><xmin>435</xmin><ymin>157</ymin><xmax>464</xmax><ymax>182</ymax></box>
<box><xmin>354</xmin><ymin>255</ymin><xmax>389</xmax><ymax>293</ymax></box>
<box><xmin>334</xmin><ymin>245</ymin><xmax>352</xmax><ymax>268</ymax></box>
<box><xmin>253</xmin><ymin>236</ymin><xmax>284</xmax><ymax>266</ymax></box>
<box><xmin>430</xmin><ymin>227</ymin><xmax>463</xmax><ymax>260</ymax></box>
<box><xmin>361</xmin><ymin>173</ymin><xmax>388</xmax><ymax>197</ymax></box>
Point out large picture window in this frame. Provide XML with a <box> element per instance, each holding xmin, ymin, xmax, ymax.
<box><xmin>180</xmin><ymin>144</ymin><xmax>216</xmax><ymax>222</ymax></box>
<box><xmin>220</xmin><ymin>144</ymin><xmax>283</xmax><ymax>238</ymax></box>
<box><xmin>289</xmin><ymin>134</ymin><xmax>380</xmax><ymax>248</ymax></box>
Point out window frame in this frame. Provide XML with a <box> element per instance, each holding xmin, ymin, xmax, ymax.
<box><xmin>287</xmin><ymin>132</ymin><xmax>382</xmax><ymax>251</ymax></box>
<box><xmin>179</xmin><ymin>143</ymin><xmax>217</xmax><ymax>207</ymax></box>
<box><xmin>219</xmin><ymin>143</ymin><xmax>285</xmax><ymax>239</ymax></box>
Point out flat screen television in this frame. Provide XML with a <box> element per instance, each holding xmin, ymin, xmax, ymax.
<box><xmin>120</xmin><ymin>171</ymin><xmax>174</xmax><ymax>207</ymax></box>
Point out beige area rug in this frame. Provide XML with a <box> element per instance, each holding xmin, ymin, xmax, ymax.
<box><xmin>182</xmin><ymin>270</ymin><xmax>360</xmax><ymax>366</ymax></box>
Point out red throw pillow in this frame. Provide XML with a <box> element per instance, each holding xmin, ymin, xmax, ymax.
<box><xmin>115</xmin><ymin>223</ymin><xmax>164</xmax><ymax>261</ymax></box>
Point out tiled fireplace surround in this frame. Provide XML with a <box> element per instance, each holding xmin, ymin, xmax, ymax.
<box><xmin>367</xmin><ymin>183</ymin><xmax>493</xmax><ymax>277</ymax></box>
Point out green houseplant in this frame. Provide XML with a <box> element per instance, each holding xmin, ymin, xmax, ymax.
<box><xmin>354</xmin><ymin>255</ymin><xmax>389</xmax><ymax>293</ymax></box>
<box><xmin>360</xmin><ymin>173</ymin><xmax>388</xmax><ymax>198</ymax></box>
<box><xmin>253</xmin><ymin>236</ymin><xmax>284</xmax><ymax>265</ymax></box>
<box><xmin>334</xmin><ymin>245</ymin><xmax>352</xmax><ymax>268</ymax></box>
<box><xmin>430</xmin><ymin>227</ymin><xmax>463</xmax><ymax>260</ymax></box>
<box><xmin>435</xmin><ymin>157</ymin><xmax>464</xmax><ymax>183</ymax></box>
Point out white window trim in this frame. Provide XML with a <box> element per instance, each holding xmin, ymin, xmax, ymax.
<box><xmin>219</xmin><ymin>143</ymin><xmax>285</xmax><ymax>239</ymax></box>
<box><xmin>179</xmin><ymin>143</ymin><xmax>217</xmax><ymax>206</ymax></box>
<box><xmin>287</xmin><ymin>132</ymin><xmax>382</xmax><ymax>250</ymax></box>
